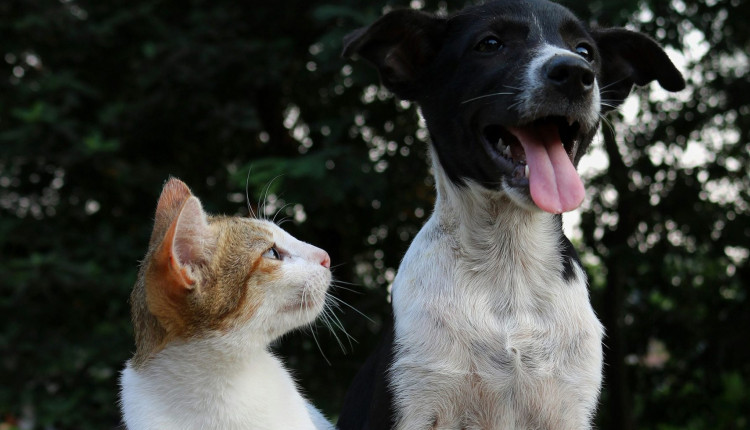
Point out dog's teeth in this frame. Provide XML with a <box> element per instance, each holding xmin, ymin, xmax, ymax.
<box><xmin>524</xmin><ymin>165</ymin><xmax>530</xmax><ymax>178</ymax></box>
<box><xmin>503</xmin><ymin>145</ymin><xmax>511</xmax><ymax>158</ymax></box>
<box><xmin>567</xmin><ymin>117</ymin><xmax>575</xmax><ymax>126</ymax></box>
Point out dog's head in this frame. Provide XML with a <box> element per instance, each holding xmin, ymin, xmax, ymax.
<box><xmin>343</xmin><ymin>0</ymin><xmax>685</xmax><ymax>213</ymax></box>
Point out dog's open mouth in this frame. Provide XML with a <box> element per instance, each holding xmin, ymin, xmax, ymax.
<box><xmin>483</xmin><ymin>116</ymin><xmax>580</xmax><ymax>167</ymax></box>
<box><xmin>482</xmin><ymin>116</ymin><xmax>585</xmax><ymax>213</ymax></box>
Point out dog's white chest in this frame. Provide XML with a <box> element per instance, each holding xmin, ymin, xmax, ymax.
<box><xmin>390</xmin><ymin>205</ymin><xmax>603</xmax><ymax>430</ymax></box>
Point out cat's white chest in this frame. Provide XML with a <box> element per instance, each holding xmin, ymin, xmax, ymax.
<box><xmin>120</xmin><ymin>344</ymin><xmax>327</xmax><ymax>430</ymax></box>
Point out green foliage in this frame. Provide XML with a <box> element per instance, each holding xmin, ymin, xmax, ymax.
<box><xmin>0</xmin><ymin>0</ymin><xmax>747</xmax><ymax>429</ymax></box>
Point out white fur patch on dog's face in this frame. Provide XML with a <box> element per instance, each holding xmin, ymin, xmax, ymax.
<box><xmin>517</xmin><ymin>43</ymin><xmax>601</xmax><ymax>131</ymax></box>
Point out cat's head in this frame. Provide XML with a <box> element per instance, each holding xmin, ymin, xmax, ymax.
<box><xmin>130</xmin><ymin>178</ymin><xmax>331</xmax><ymax>366</ymax></box>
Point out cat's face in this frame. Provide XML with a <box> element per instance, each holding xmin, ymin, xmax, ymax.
<box><xmin>185</xmin><ymin>216</ymin><xmax>332</xmax><ymax>342</ymax></box>
<box><xmin>130</xmin><ymin>178</ymin><xmax>331</xmax><ymax>364</ymax></box>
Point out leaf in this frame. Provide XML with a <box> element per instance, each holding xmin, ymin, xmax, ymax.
<box><xmin>82</xmin><ymin>131</ymin><xmax>120</xmax><ymax>154</ymax></box>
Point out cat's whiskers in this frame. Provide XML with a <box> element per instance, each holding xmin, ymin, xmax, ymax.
<box><xmin>300</xmin><ymin>276</ymin><xmax>375</xmax><ymax>355</ymax></box>
<box><xmin>326</xmin><ymin>289</ymin><xmax>373</xmax><ymax>323</ymax></box>
<box><xmin>258</xmin><ymin>174</ymin><xmax>285</xmax><ymax>220</ymax></box>
<box><xmin>244</xmin><ymin>167</ymin><xmax>257</xmax><ymax>219</ymax></box>
<box><xmin>325</xmin><ymin>283</ymin><xmax>361</xmax><ymax>295</ymax></box>
<box><xmin>308</xmin><ymin>318</ymin><xmax>331</xmax><ymax>365</ymax></box>
<box><xmin>300</xmin><ymin>282</ymin><xmax>308</xmax><ymax>315</ymax></box>
<box><xmin>325</xmin><ymin>300</ymin><xmax>356</xmax><ymax>345</ymax></box>
<box><xmin>272</xmin><ymin>203</ymin><xmax>294</xmax><ymax>225</ymax></box>
<box><xmin>329</xmin><ymin>262</ymin><xmax>349</xmax><ymax>271</ymax></box>
<box><xmin>276</xmin><ymin>217</ymin><xmax>293</xmax><ymax>227</ymax></box>
<box><xmin>319</xmin><ymin>298</ymin><xmax>353</xmax><ymax>353</ymax></box>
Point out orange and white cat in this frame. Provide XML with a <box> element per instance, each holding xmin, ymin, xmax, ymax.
<box><xmin>119</xmin><ymin>178</ymin><xmax>334</xmax><ymax>430</ymax></box>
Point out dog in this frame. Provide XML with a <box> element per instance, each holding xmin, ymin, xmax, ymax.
<box><xmin>337</xmin><ymin>1</ymin><xmax>685</xmax><ymax>429</ymax></box>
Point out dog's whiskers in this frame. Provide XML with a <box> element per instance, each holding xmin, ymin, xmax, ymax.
<box><xmin>600</xmin><ymin>100</ymin><xmax>623</xmax><ymax>112</ymax></box>
<box><xmin>597</xmin><ymin>112</ymin><xmax>617</xmax><ymax>136</ymax></box>
<box><xmin>507</xmin><ymin>99</ymin><xmax>524</xmax><ymax>112</ymax></box>
<box><xmin>598</xmin><ymin>75</ymin><xmax>630</xmax><ymax>92</ymax></box>
<box><xmin>460</xmin><ymin>91</ymin><xmax>515</xmax><ymax>105</ymax></box>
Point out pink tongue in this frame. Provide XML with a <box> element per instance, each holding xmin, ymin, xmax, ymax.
<box><xmin>509</xmin><ymin>124</ymin><xmax>585</xmax><ymax>214</ymax></box>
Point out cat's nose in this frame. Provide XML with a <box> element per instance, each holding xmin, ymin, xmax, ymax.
<box><xmin>319</xmin><ymin>252</ymin><xmax>331</xmax><ymax>269</ymax></box>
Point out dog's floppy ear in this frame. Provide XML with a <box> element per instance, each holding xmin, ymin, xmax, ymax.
<box><xmin>342</xmin><ymin>9</ymin><xmax>447</xmax><ymax>100</ymax></box>
<box><xmin>592</xmin><ymin>28</ymin><xmax>686</xmax><ymax>112</ymax></box>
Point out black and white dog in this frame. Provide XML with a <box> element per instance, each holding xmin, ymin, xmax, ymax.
<box><xmin>338</xmin><ymin>1</ymin><xmax>684</xmax><ymax>429</ymax></box>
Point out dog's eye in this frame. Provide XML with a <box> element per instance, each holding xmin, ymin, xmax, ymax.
<box><xmin>263</xmin><ymin>246</ymin><xmax>282</xmax><ymax>260</ymax></box>
<box><xmin>475</xmin><ymin>36</ymin><xmax>504</xmax><ymax>53</ymax></box>
<box><xmin>575</xmin><ymin>43</ymin><xmax>594</xmax><ymax>62</ymax></box>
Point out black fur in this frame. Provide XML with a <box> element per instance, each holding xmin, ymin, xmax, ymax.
<box><xmin>337</xmin><ymin>315</ymin><xmax>396</xmax><ymax>430</ymax></box>
<box><xmin>560</xmin><ymin>235</ymin><xmax>582</xmax><ymax>283</ymax></box>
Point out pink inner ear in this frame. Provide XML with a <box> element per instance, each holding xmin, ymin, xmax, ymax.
<box><xmin>150</xmin><ymin>178</ymin><xmax>193</xmax><ymax>247</ymax></box>
<box><xmin>172</xmin><ymin>197</ymin><xmax>212</xmax><ymax>268</ymax></box>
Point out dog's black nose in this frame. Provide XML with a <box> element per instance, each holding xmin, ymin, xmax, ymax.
<box><xmin>544</xmin><ymin>56</ymin><xmax>595</xmax><ymax>98</ymax></box>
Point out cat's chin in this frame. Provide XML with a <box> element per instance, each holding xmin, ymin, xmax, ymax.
<box><xmin>280</xmin><ymin>298</ymin><xmax>324</xmax><ymax>315</ymax></box>
<box><xmin>278</xmin><ymin>269</ymin><xmax>332</xmax><ymax>325</ymax></box>
<box><xmin>281</xmin><ymin>283</ymin><xmax>327</xmax><ymax>313</ymax></box>
<box><xmin>280</xmin><ymin>297</ymin><xmax>328</xmax><ymax>334</ymax></box>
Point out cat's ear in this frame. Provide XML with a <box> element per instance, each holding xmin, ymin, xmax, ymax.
<box><xmin>170</xmin><ymin>197</ymin><xmax>214</xmax><ymax>271</ymax></box>
<box><xmin>145</xmin><ymin>192</ymin><xmax>215</xmax><ymax>333</ymax></box>
<box><xmin>159</xmin><ymin>196</ymin><xmax>214</xmax><ymax>290</ymax></box>
<box><xmin>149</xmin><ymin>177</ymin><xmax>193</xmax><ymax>247</ymax></box>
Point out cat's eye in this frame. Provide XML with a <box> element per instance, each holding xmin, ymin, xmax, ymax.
<box><xmin>263</xmin><ymin>246</ymin><xmax>281</xmax><ymax>260</ymax></box>
<box><xmin>475</xmin><ymin>36</ymin><xmax>504</xmax><ymax>53</ymax></box>
<box><xmin>575</xmin><ymin>43</ymin><xmax>594</xmax><ymax>62</ymax></box>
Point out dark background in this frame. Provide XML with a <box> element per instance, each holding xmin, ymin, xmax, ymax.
<box><xmin>1</xmin><ymin>0</ymin><xmax>748</xmax><ymax>429</ymax></box>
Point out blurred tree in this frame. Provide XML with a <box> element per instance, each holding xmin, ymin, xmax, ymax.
<box><xmin>0</xmin><ymin>0</ymin><xmax>746</xmax><ymax>429</ymax></box>
<box><xmin>574</xmin><ymin>0</ymin><xmax>750</xmax><ymax>428</ymax></box>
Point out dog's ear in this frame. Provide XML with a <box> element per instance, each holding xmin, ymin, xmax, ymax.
<box><xmin>592</xmin><ymin>28</ymin><xmax>685</xmax><ymax>112</ymax></box>
<box><xmin>342</xmin><ymin>9</ymin><xmax>447</xmax><ymax>100</ymax></box>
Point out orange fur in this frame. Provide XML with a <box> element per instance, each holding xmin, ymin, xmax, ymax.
<box><xmin>130</xmin><ymin>178</ymin><xmax>280</xmax><ymax>368</ymax></box>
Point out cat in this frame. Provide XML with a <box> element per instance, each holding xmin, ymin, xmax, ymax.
<box><xmin>119</xmin><ymin>177</ymin><xmax>334</xmax><ymax>430</ymax></box>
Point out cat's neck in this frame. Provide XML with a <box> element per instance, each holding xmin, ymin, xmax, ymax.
<box><xmin>146</xmin><ymin>335</ymin><xmax>270</xmax><ymax>374</ymax></box>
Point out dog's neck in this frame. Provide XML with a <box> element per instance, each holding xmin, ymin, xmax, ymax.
<box><xmin>430</xmin><ymin>149</ymin><xmax>564</xmax><ymax>273</ymax></box>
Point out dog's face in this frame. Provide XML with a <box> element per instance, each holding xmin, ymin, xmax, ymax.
<box><xmin>343</xmin><ymin>0</ymin><xmax>685</xmax><ymax>213</ymax></box>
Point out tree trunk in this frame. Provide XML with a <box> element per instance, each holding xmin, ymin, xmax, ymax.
<box><xmin>600</xmin><ymin>125</ymin><xmax>635</xmax><ymax>430</ymax></box>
